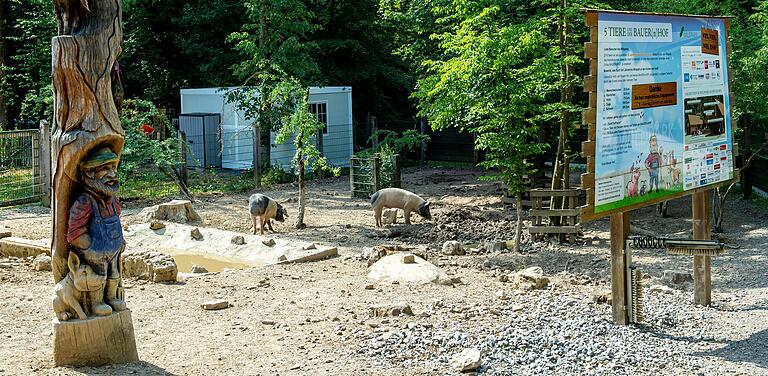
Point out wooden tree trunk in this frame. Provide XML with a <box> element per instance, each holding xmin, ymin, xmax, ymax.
<box><xmin>514</xmin><ymin>192</ymin><xmax>523</xmax><ymax>252</ymax></box>
<box><xmin>51</xmin><ymin>0</ymin><xmax>125</xmax><ymax>282</ymax></box>
<box><xmin>295</xmin><ymin>150</ymin><xmax>306</xmax><ymax>229</ymax></box>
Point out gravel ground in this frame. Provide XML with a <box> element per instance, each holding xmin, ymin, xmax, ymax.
<box><xmin>0</xmin><ymin>167</ymin><xmax>766</xmax><ymax>375</ymax></box>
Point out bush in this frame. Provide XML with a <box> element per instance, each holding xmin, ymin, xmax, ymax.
<box><xmin>260</xmin><ymin>165</ymin><xmax>295</xmax><ymax>187</ymax></box>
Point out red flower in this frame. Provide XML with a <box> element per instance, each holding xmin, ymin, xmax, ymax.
<box><xmin>140</xmin><ymin>124</ymin><xmax>155</xmax><ymax>136</ymax></box>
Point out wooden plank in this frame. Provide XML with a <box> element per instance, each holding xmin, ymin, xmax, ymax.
<box><xmin>584</xmin><ymin>10</ymin><xmax>598</xmax><ymax>27</ymax></box>
<box><xmin>586</xmin><ymin>188</ymin><xmax>595</xmax><ymax>205</ymax></box>
<box><xmin>584</xmin><ymin>42</ymin><xmax>597</xmax><ymax>59</ymax></box>
<box><xmin>579</xmin><ymin>205</ymin><xmax>594</xmax><ymax>221</ymax></box>
<box><xmin>529</xmin><ymin>189</ymin><xmax>581</xmax><ymax>197</ymax></box>
<box><xmin>610</xmin><ymin>212</ymin><xmax>629</xmax><ymax>325</ymax></box>
<box><xmin>588</xmin><ymin>124</ymin><xmax>596</xmax><ymax>141</ymax></box>
<box><xmin>692</xmin><ymin>190</ymin><xmax>712</xmax><ymax>306</ymax></box>
<box><xmin>529</xmin><ymin>208</ymin><xmax>580</xmax><ymax>217</ymax></box>
<box><xmin>589</xmin><ymin>92</ymin><xmax>597</xmax><ymax>109</ymax></box>
<box><xmin>590</xmin><ymin>59</ymin><xmax>597</xmax><ymax>76</ymax></box>
<box><xmin>589</xmin><ymin>26</ymin><xmax>598</xmax><ymax>42</ymax></box>
<box><xmin>581</xmin><ymin>173</ymin><xmax>595</xmax><ymax>189</ymax></box>
<box><xmin>583</xmin><ymin>9</ymin><xmax>734</xmax><ymax>19</ymax></box>
<box><xmin>581</xmin><ymin>178</ymin><xmax>737</xmax><ymax>222</ymax></box>
<box><xmin>528</xmin><ymin>225</ymin><xmax>580</xmax><ymax>234</ymax></box>
<box><xmin>581</xmin><ymin>140</ymin><xmax>595</xmax><ymax>158</ymax></box>
<box><xmin>587</xmin><ymin>157</ymin><xmax>595</xmax><ymax>173</ymax></box>
<box><xmin>583</xmin><ymin>108</ymin><xmax>596</xmax><ymax>125</ymax></box>
<box><xmin>583</xmin><ymin>75</ymin><xmax>596</xmax><ymax>92</ymax></box>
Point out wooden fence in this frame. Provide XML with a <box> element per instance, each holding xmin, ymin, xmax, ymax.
<box><xmin>350</xmin><ymin>154</ymin><xmax>402</xmax><ymax>199</ymax></box>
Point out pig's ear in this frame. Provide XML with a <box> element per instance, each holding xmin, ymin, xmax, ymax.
<box><xmin>68</xmin><ymin>251</ymin><xmax>80</xmax><ymax>272</ymax></box>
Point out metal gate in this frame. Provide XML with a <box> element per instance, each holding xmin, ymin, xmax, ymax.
<box><xmin>0</xmin><ymin>130</ymin><xmax>42</xmax><ymax>207</ymax></box>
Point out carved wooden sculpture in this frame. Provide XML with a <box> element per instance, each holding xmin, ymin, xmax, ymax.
<box><xmin>50</xmin><ymin>0</ymin><xmax>137</xmax><ymax>366</ymax></box>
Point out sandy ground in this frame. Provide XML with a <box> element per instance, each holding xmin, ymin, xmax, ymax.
<box><xmin>0</xmin><ymin>166</ymin><xmax>767</xmax><ymax>375</ymax></box>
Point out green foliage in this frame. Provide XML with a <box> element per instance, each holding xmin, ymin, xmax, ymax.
<box><xmin>118</xmin><ymin>99</ymin><xmax>180</xmax><ymax>185</ymax></box>
<box><xmin>3</xmin><ymin>0</ymin><xmax>56</xmax><ymax>126</ymax></box>
<box><xmin>273</xmin><ymin>79</ymin><xmax>340</xmax><ymax>176</ymax></box>
<box><xmin>260</xmin><ymin>165</ymin><xmax>296</xmax><ymax>187</ymax></box>
<box><xmin>356</xmin><ymin>129</ymin><xmax>430</xmax><ymax>160</ymax></box>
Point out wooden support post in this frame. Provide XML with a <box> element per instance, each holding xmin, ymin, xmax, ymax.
<box><xmin>692</xmin><ymin>191</ymin><xmax>712</xmax><ymax>306</ymax></box>
<box><xmin>371</xmin><ymin>116</ymin><xmax>378</xmax><ymax>149</ymax></box>
<box><xmin>349</xmin><ymin>158</ymin><xmax>355</xmax><ymax>199</ymax></box>
<box><xmin>610</xmin><ymin>211</ymin><xmax>630</xmax><ymax>325</ymax></box>
<box><xmin>391</xmin><ymin>154</ymin><xmax>402</xmax><ymax>188</ymax></box>
<box><xmin>179</xmin><ymin>131</ymin><xmax>188</xmax><ymax>189</ymax></box>
<box><xmin>372</xmin><ymin>155</ymin><xmax>381</xmax><ymax>192</ymax></box>
<box><xmin>39</xmin><ymin>120</ymin><xmax>51</xmax><ymax>207</ymax></box>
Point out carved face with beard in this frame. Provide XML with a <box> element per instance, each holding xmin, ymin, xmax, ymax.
<box><xmin>81</xmin><ymin>162</ymin><xmax>119</xmax><ymax>199</ymax></box>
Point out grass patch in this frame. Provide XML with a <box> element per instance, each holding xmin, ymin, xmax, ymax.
<box><xmin>595</xmin><ymin>186</ymin><xmax>683</xmax><ymax>213</ymax></box>
<box><xmin>0</xmin><ymin>168</ymin><xmax>37</xmax><ymax>203</ymax></box>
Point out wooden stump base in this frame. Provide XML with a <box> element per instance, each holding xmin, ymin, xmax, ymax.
<box><xmin>53</xmin><ymin>309</ymin><xmax>139</xmax><ymax>366</ymax></box>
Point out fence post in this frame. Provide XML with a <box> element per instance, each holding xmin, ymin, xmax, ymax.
<box><xmin>39</xmin><ymin>120</ymin><xmax>52</xmax><ymax>207</ymax></box>
<box><xmin>372</xmin><ymin>154</ymin><xmax>381</xmax><ymax>192</ymax></box>
<box><xmin>391</xmin><ymin>154</ymin><xmax>402</xmax><ymax>188</ymax></box>
<box><xmin>349</xmin><ymin>157</ymin><xmax>355</xmax><ymax>199</ymax></box>
<box><xmin>371</xmin><ymin>116</ymin><xmax>378</xmax><ymax>149</ymax></box>
<box><xmin>179</xmin><ymin>131</ymin><xmax>188</xmax><ymax>190</ymax></box>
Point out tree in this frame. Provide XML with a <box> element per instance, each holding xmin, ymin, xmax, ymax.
<box><xmin>272</xmin><ymin>79</ymin><xmax>338</xmax><ymax>228</ymax></box>
<box><xmin>229</xmin><ymin>0</ymin><xmax>320</xmax><ymax>187</ymax></box>
<box><xmin>412</xmin><ymin>2</ymin><xmax>551</xmax><ymax>251</ymax></box>
<box><xmin>2</xmin><ymin>0</ymin><xmax>56</xmax><ymax>128</ymax></box>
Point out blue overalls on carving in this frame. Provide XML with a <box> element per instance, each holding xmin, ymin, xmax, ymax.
<box><xmin>82</xmin><ymin>196</ymin><xmax>123</xmax><ymax>276</ymax></box>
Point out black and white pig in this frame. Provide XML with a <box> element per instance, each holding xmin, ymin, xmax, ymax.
<box><xmin>248</xmin><ymin>194</ymin><xmax>288</xmax><ymax>235</ymax></box>
<box><xmin>370</xmin><ymin>188</ymin><xmax>431</xmax><ymax>227</ymax></box>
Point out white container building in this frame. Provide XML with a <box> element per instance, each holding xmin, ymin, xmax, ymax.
<box><xmin>180</xmin><ymin>87</ymin><xmax>353</xmax><ymax>171</ymax></box>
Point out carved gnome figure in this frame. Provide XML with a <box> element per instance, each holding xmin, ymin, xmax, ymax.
<box><xmin>63</xmin><ymin>147</ymin><xmax>126</xmax><ymax>318</ymax></box>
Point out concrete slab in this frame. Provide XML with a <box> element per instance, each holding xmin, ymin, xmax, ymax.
<box><xmin>123</xmin><ymin>223</ymin><xmax>337</xmax><ymax>269</ymax></box>
<box><xmin>0</xmin><ymin>237</ymin><xmax>50</xmax><ymax>258</ymax></box>
<box><xmin>367</xmin><ymin>254</ymin><xmax>453</xmax><ymax>285</ymax></box>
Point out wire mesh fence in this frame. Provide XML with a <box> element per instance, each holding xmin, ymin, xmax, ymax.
<box><xmin>0</xmin><ymin>130</ymin><xmax>43</xmax><ymax>207</ymax></box>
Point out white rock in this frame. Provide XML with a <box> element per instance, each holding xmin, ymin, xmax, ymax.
<box><xmin>362</xmin><ymin>247</ymin><xmax>387</xmax><ymax>267</ymax></box>
<box><xmin>514</xmin><ymin>266</ymin><xmax>549</xmax><ymax>290</ymax></box>
<box><xmin>368</xmin><ymin>254</ymin><xmax>453</xmax><ymax>285</ymax></box>
<box><xmin>123</xmin><ymin>249</ymin><xmax>178</xmax><ymax>283</ymax></box>
<box><xmin>442</xmin><ymin>241</ymin><xmax>465</xmax><ymax>256</ymax></box>
<box><xmin>650</xmin><ymin>285</ymin><xmax>675</xmax><ymax>294</ymax></box>
<box><xmin>190</xmin><ymin>265</ymin><xmax>209</xmax><ymax>274</ymax></box>
<box><xmin>451</xmin><ymin>347</ymin><xmax>481</xmax><ymax>372</ymax></box>
<box><xmin>382</xmin><ymin>209</ymin><xmax>398</xmax><ymax>225</ymax></box>
<box><xmin>201</xmin><ymin>300</ymin><xmax>229</xmax><ymax>310</ymax></box>
<box><xmin>32</xmin><ymin>254</ymin><xmax>52</xmax><ymax>272</ymax></box>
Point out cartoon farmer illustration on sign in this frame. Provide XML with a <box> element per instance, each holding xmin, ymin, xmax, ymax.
<box><xmin>645</xmin><ymin>134</ymin><xmax>663</xmax><ymax>193</ymax></box>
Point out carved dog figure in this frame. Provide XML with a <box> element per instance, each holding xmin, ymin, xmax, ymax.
<box><xmin>248</xmin><ymin>194</ymin><xmax>288</xmax><ymax>235</ymax></box>
<box><xmin>52</xmin><ymin>252</ymin><xmax>107</xmax><ymax>321</ymax></box>
<box><xmin>370</xmin><ymin>188</ymin><xmax>431</xmax><ymax>227</ymax></box>
<box><xmin>53</xmin><ymin>0</ymin><xmax>90</xmax><ymax>35</ymax></box>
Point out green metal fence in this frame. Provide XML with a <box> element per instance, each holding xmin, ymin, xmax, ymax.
<box><xmin>0</xmin><ymin>130</ymin><xmax>43</xmax><ymax>207</ymax></box>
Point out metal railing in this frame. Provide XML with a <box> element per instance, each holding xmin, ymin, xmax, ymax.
<box><xmin>0</xmin><ymin>130</ymin><xmax>43</xmax><ymax>207</ymax></box>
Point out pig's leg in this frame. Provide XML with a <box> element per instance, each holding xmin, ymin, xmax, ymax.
<box><xmin>404</xmin><ymin>209</ymin><xmax>412</xmax><ymax>225</ymax></box>
<box><xmin>259</xmin><ymin>216</ymin><xmax>266</xmax><ymax>235</ymax></box>
<box><xmin>251</xmin><ymin>214</ymin><xmax>258</xmax><ymax>235</ymax></box>
<box><xmin>374</xmin><ymin>206</ymin><xmax>383</xmax><ymax>227</ymax></box>
<box><xmin>267</xmin><ymin>219</ymin><xmax>274</xmax><ymax>232</ymax></box>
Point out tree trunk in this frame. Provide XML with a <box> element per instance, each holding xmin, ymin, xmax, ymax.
<box><xmin>550</xmin><ymin>0</ymin><xmax>573</xmax><ymax>226</ymax></box>
<box><xmin>295</xmin><ymin>149</ymin><xmax>306</xmax><ymax>229</ymax></box>
<box><xmin>253</xmin><ymin>122</ymin><xmax>261</xmax><ymax>187</ymax></box>
<box><xmin>51</xmin><ymin>0</ymin><xmax>125</xmax><ymax>283</ymax></box>
<box><xmin>514</xmin><ymin>192</ymin><xmax>523</xmax><ymax>252</ymax></box>
<box><xmin>0</xmin><ymin>0</ymin><xmax>9</xmax><ymax>129</ymax></box>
